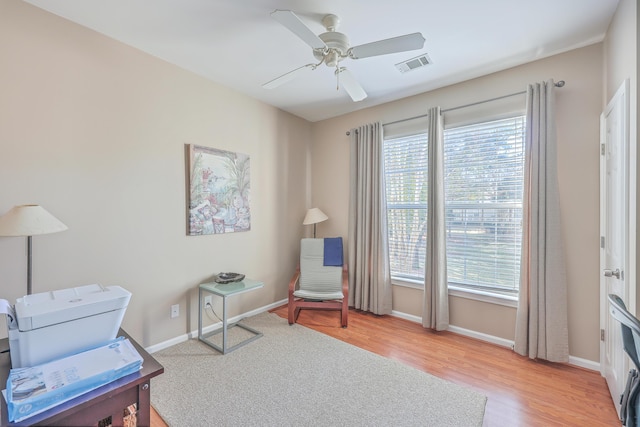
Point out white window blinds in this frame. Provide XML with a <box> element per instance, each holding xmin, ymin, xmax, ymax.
<box><xmin>444</xmin><ymin>116</ymin><xmax>525</xmax><ymax>293</ymax></box>
<box><xmin>383</xmin><ymin>132</ymin><xmax>428</xmax><ymax>281</ymax></box>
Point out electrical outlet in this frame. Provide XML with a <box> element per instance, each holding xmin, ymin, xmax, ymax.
<box><xmin>204</xmin><ymin>295</ymin><xmax>212</xmax><ymax>307</ymax></box>
<box><xmin>171</xmin><ymin>304</ymin><xmax>179</xmax><ymax>318</ymax></box>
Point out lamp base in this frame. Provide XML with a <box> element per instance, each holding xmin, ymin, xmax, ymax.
<box><xmin>27</xmin><ymin>235</ymin><xmax>32</xmax><ymax>295</ymax></box>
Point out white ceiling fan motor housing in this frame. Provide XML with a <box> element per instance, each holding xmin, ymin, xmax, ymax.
<box><xmin>313</xmin><ymin>14</ymin><xmax>350</xmax><ymax>67</ymax></box>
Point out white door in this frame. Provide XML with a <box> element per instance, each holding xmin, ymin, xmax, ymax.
<box><xmin>600</xmin><ymin>79</ymin><xmax>631</xmax><ymax>413</ymax></box>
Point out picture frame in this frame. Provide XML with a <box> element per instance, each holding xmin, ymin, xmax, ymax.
<box><xmin>186</xmin><ymin>144</ymin><xmax>250</xmax><ymax>235</ymax></box>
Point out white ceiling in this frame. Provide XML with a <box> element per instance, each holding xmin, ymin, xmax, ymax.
<box><xmin>24</xmin><ymin>0</ymin><xmax>619</xmax><ymax>122</ymax></box>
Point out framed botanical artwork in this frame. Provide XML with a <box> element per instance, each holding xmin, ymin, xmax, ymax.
<box><xmin>186</xmin><ymin>144</ymin><xmax>250</xmax><ymax>235</ymax></box>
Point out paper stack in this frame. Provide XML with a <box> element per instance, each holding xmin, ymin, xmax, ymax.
<box><xmin>4</xmin><ymin>337</ymin><xmax>143</xmax><ymax>422</ymax></box>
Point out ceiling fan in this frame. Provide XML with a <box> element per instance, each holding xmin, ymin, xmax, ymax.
<box><xmin>263</xmin><ymin>10</ymin><xmax>426</xmax><ymax>102</ymax></box>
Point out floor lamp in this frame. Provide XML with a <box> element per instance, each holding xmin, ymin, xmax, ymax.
<box><xmin>0</xmin><ymin>205</ymin><xmax>68</xmax><ymax>295</ymax></box>
<box><xmin>303</xmin><ymin>208</ymin><xmax>328</xmax><ymax>238</ymax></box>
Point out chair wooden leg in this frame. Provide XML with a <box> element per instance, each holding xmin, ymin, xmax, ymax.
<box><xmin>288</xmin><ymin>300</ymin><xmax>295</xmax><ymax>325</ymax></box>
<box><xmin>288</xmin><ymin>302</ymin><xmax>303</xmax><ymax>325</ymax></box>
<box><xmin>341</xmin><ymin>300</ymin><xmax>348</xmax><ymax>328</ymax></box>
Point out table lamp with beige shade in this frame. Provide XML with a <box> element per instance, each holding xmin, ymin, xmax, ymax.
<box><xmin>0</xmin><ymin>205</ymin><xmax>68</xmax><ymax>295</ymax></box>
<box><xmin>303</xmin><ymin>208</ymin><xmax>328</xmax><ymax>238</ymax></box>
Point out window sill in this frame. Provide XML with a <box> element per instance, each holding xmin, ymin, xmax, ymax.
<box><xmin>391</xmin><ymin>279</ymin><xmax>518</xmax><ymax>308</ymax></box>
<box><xmin>391</xmin><ymin>277</ymin><xmax>423</xmax><ymax>290</ymax></box>
<box><xmin>448</xmin><ymin>286</ymin><xmax>518</xmax><ymax>308</ymax></box>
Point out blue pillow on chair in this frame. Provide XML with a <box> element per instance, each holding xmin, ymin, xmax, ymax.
<box><xmin>323</xmin><ymin>237</ymin><xmax>343</xmax><ymax>266</ymax></box>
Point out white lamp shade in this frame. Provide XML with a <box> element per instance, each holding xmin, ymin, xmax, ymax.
<box><xmin>0</xmin><ymin>205</ymin><xmax>68</xmax><ymax>236</ymax></box>
<box><xmin>303</xmin><ymin>208</ymin><xmax>328</xmax><ymax>225</ymax></box>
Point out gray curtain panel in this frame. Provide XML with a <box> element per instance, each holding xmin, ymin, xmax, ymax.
<box><xmin>423</xmin><ymin>107</ymin><xmax>449</xmax><ymax>331</ymax></box>
<box><xmin>348</xmin><ymin>122</ymin><xmax>392</xmax><ymax>315</ymax></box>
<box><xmin>514</xmin><ymin>80</ymin><xmax>569</xmax><ymax>362</ymax></box>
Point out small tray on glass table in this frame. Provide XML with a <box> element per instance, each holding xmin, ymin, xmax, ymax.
<box><xmin>214</xmin><ymin>272</ymin><xmax>245</xmax><ymax>284</ymax></box>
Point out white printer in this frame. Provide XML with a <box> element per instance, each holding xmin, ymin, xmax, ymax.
<box><xmin>7</xmin><ymin>284</ymin><xmax>131</xmax><ymax>369</ymax></box>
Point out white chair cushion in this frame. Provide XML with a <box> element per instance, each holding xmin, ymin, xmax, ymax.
<box><xmin>293</xmin><ymin>289</ymin><xmax>344</xmax><ymax>300</ymax></box>
<box><xmin>298</xmin><ymin>238</ymin><xmax>343</xmax><ymax>299</ymax></box>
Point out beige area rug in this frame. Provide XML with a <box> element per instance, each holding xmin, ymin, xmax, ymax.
<box><xmin>150</xmin><ymin>312</ymin><xmax>486</xmax><ymax>426</ymax></box>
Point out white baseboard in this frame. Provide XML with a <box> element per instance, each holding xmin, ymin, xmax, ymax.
<box><xmin>390</xmin><ymin>310</ymin><xmax>513</xmax><ymax>348</ymax></box>
<box><xmin>145</xmin><ymin>333</ymin><xmax>190</xmax><ymax>354</ymax></box>
<box><xmin>446</xmin><ymin>324</ymin><xmax>515</xmax><ymax>349</ymax></box>
<box><xmin>568</xmin><ymin>355</ymin><xmax>600</xmax><ymax>371</ymax></box>
<box><xmin>390</xmin><ymin>310</ymin><xmax>600</xmax><ymax>371</ymax></box>
<box><xmin>145</xmin><ymin>298</ymin><xmax>287</xmax><ymax>354</ymax></box>
<box><xmin>390</xmin><ymin>310</ymin><xmax>422</xmax><ymax>324</ymax></box>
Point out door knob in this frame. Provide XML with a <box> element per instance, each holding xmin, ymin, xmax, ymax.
<box><xmin>603</xmin><ymin>268</ymin><xmax>621</xmax><ymax>279</ymax></box>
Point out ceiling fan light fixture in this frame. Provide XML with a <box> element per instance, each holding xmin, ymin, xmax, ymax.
<box><xmin>314</xmin><ymin>32</ymin><xmax>350</xmax><ymax>65</ymax></box>
<box><xmin>265</xmin><ymin>10</ymin><xmax>424</xmax><ymax>103</ymax></box>
<box><xmin>324</xmin><ymin>50</ymin><xmax>339</xmax><ymax>67</ymax></box>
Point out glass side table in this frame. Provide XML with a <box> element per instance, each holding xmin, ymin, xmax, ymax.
<box><xmin>198</xmin><ymin>278</ymin><xmax>264</xmax><ymax>354</ymax></box>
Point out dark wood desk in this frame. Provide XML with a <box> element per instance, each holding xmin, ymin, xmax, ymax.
<box><xmin>0</xmin><ymin>330</ymin><xmax>164</xmax><ymax>426</ymax></box>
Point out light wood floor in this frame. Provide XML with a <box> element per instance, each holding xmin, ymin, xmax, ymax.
<box><xmin>151</xmin><ymin>306</ymin><xmax>620</xmax><ymax>427</ymax></box>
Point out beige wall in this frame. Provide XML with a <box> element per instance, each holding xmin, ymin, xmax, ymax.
<box><xmin>0</xmin><ymin>0</ymin><xmax>311</xmax><ymax>347</ymax></box>
<box><xmin>603</xmin><ymin>0</ymin><xmax>638</xmax><ymax>313</ymax></box>
<box><xmin>311</xmin><ymin>44</ymin><xmax>604</xmax><ymax>362</ymax></box>
<box><xmin>604</xmin><ymin>0</ymin><xmax>637</xmax><ymax>101</ymax></box>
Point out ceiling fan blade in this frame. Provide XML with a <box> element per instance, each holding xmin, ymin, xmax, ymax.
<box><xmin>338</xmin><ymin>69</ymin><xmax>367</xmax><ymax>102</ymax></box>
<box><xmin>271</xmin><ymin>10</ymin><xmax>327</xmax><ymax>50</ymax></box>
<box><xmin>262</xmin><ymin>64</ymin><xmax>314</xmax><ymax>89</ymax></box>
<box><xmin>350</xmin><ymin>32</ymin><xmax>425</xmax><ymax>59</ymax></box>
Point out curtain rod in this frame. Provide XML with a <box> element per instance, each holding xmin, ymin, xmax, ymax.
<box><xmin>345</xmin><ymin>80</ymin><xmax>565</xmax><ymax>135</ymax></box>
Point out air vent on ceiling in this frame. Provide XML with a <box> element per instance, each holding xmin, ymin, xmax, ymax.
<box><xmin>395</xmin><ymin>54</ymin><xmax>432</xmax><ymax>73</ymax></box>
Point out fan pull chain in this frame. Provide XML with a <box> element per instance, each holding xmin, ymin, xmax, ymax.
<box><xmin>336</xmin><ymin>64</ymin><xmax>340</xmax><ymax>91</ymax></box>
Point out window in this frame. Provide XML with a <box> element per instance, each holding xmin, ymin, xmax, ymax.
<box><xmin>383</xmin><ymin>116</ymin><xmax>525</xmax><ymax>295</ymax></box>
<box><xmin>444</xmin><ymin>117</ymin><xmax>525</xmax><ymax>294</ymax></box>
<box><xmin>384</xmin><ymin>133</ymin><xmax>428</xmax><ymax>282</ymax></box>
